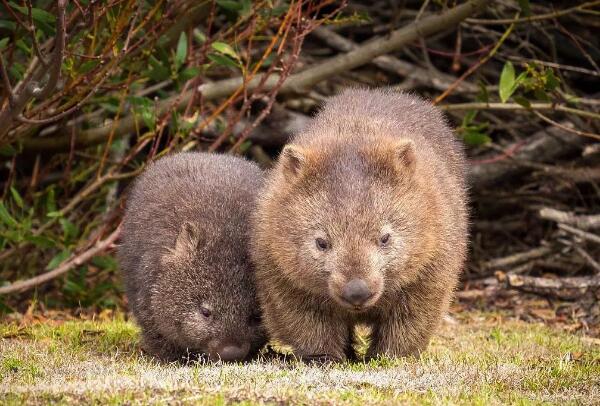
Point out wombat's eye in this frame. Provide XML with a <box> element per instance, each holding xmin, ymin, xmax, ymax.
<box><xmin>379</xmin><ymin>233</ymin><xmax>391</xmax><ymax>247</ymax></box>
<box><xmin>200</xmin><ymin>307</ymin><xmax>212</xmax><ymax>318</ymax></box>
<box><xmin>315</xmin><ymin>237</ymin><xmax>330</xmax><ymax>251</ymax></box>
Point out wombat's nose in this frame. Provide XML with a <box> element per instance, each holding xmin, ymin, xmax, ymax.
<box><xmin>341</xmin><ymin>279</ymin><xmax>372</xmax><ymax>306</ymax></box>
<box><xmin>217</xmin><ymin>345</ymin><xmax>247</xmax><ymax>362</ymax></box>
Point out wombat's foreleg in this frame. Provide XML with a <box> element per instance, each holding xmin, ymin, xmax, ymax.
<box><xmin>365</xmin><ymin>311</ymin><xmax>431</xmax><ymax>359</ymax></box>
<box><xmin>266</xmin><ymin>304</ymin><xmax>350</xmax><ymax>363</ymax></box>
<box><xmin>141</xmin><ymin>331</ymin><xmax>188</xmax><ymax>363</ymax></box>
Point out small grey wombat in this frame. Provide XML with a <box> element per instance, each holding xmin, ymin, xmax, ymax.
<box><xmin>119</xmin><ymin>152</ymin><xmax>267</xmax><ymax>362</ymax></box>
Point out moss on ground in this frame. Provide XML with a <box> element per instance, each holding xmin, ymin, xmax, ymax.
<box><xmin>1</xmin><ymin>312</ymin><xmax>598</xmax><ymax>405</ymax></box>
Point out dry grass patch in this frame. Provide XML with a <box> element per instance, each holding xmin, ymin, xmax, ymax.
<box><xmin>1</xmin><ymin>312</ymin><xmax>598</xmax><ymax>405</ymax></box>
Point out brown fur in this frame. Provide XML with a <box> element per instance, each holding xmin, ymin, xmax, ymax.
<box><xmin>250</xmin><ymin>89</ymin><xmax>468</xmax><ymax>361</ymax></box>
<box><xmin>119</xmin><ymin>152</ymin><xmax>267</xmax><ymax>362</ymax></box>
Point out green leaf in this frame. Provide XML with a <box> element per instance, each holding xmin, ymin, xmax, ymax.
<box><xmin>0</xmin><ymin>201</ymin><xmax>18</xmax><ymax>227</ymax></box>
<box><xmin>9</xmin><ymin>2</ymin><xmax>56</xmax><ymax>23</ymax></box>
<box><xmin>59</xmin><ymin>218</ymin><xmax>79</xmax><ymax>242</ymax></box>
<box><xmin>239</xmin><ymin>0</ymin><xmax>252</xmax><ymax>15</ymax></box>
<box><xmin>91</xmin><ymin>255</ymin><xmax>118</xmax><ymax>271</ymax></box>
<box><xmin>499</xmin><ymin>61</ymin><xmax>516</xmax><ymax>103</ymax></box>
<box><xmin>129</xmin><ymin>96</ymin><xmax>156</xmax><ymax>130</ymax></box>
<box><xmin>46</xmin><ymin>249</ymin><xmax>71</xmax><ymax>270</ymax></box>
<box><xmin>79</xmin><ymin>60</ymin><xmax>99</xmax><ymax>74</ymax></box>
<box><xmin>544</xmin><ymin>69</ymin><xmax>560</xmax><ymax>91</ymax></box>
<box><xmin>46</xmin><ymin>211</ymin><xmax>62</xmax><ymax>218</ymax></box>
<box><xmin>238</xmin><ymin>140</ymin><xmax>253</xmax><ymax>153</ymax></box>
<box><xmin>193</xmin><ymin>30</ymin><xmax>207</xmax><ymax>44</ymax></box>
<box><xmin>462</xmin><ymin>110</ymin><xmax>478</xmax><ymax>126</ymax></box>
<box><xmin>46</xmin><ymin>187</ymin><xmax>57</xmax><ymax>214</ymax></box>
<box><xmin>534</xmin><ymin>88</ymin><xmax>551</xmax><ymax>102</ymax></box>
<box><xmin>9</xmin><ymin>187</ymin><xmax>24</xmax><ymax>209</ymax></box>
<box><xmin>0</xmin><ymin>144</ymin><xmax>17</xmax><ymax>157</ymax></box>
<box><xmin>147</xmin><ymin>55</ymin><xmax>170</xmax><ymax>81</ymax></box>
<box><xmin>513</xmin><ymin>96</ymin><xmax>531</xmax><ymax>108</ymax></box>
<box><xmin>476</xmin><ymin>82</ymin><xmax>489</xmax><ymax>103</ymax></box>
<box><xmin>207</xmin><ymin>53</ymin><xmax>239</xmax><ymax>69</ymax></box>
<box><xmin>180</xmin><ymin>66</ymin><xmax>201</xmax><ymax>81</ymax></box>
<box><xmin>175</xmin><ymin>32</ymin><xmax>187</xmax><ymax>71</ymax></box>
<box><xmin>463</xmin><ymin>130</ymin><xmax>491</xmax><ymax>147</ymax></box>
<box><xmin>24</xmin><ymin>235</ymin><xmax>56</xmax><ymax>249</ymax></box>
<box><xmin>517</xmin><ymin>0</ymin><xmax>531</xmax><ymax>16</ymax></box>
<box><xmin>0</xmin><ymin>38</ymin><xmax>9</xmax><ymax>51</ymax></box>
<box><xmin>63</xmin><ymin>278</ymin><xmax>85</xmax><ymax>295</ymax></box>
<box><xmin>211</xmin><ymin>41</ymin><xmax>239</xmax><ymax>60</ymax></box>
<box><xmin>0</xmin><ymin>20</ymin><xmax>16</xmax><ymax>30</ymax></box>
<box><xmin>216</xmin><ymin>0</ymin><xmax>243</xmax><ymax>12</ymax></box>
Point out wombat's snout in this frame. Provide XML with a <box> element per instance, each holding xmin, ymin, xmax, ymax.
<box><xmin>341</xmin><ymin>279</ymin><xmax>372</xmax><ymax>307</ymax></box>
<box><xmin>215</xmin><ymin>344</ymin><xmax>249</xmax><ymax>362</ymax></box>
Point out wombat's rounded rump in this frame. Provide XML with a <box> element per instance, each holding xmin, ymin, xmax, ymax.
<box><xmin>119</xmin><ymin>152</ymin><xmax>266</xmax><ymax>362</ymax></box>
<box><xmin>251</xmin><ymin>89</ymin><xmax>468</xmax><ymax>362</ymax></box>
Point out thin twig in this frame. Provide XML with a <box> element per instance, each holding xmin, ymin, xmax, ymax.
<box><xmin>440</xmin><ymin>101</ymin><xmax>600</xmax><ymax>121</ymax></box>
<box><xmin>466</xmin><ymin>1</ymin><xmax>600</xmax><ymax>25</ymax></box>
<box><xmin>539</xmin><ymin>208</ymin><xmax>600</xmax><ymax>230</ymax></box>
<box><xmin>26</xmin><ymin>0</ymin><xmax>48</xmax><ymax>66</ymax></box>
<box><xmin>20</xmin><ymin>0</ymin><xmax>489</xmax><ymax>152</ymax></box>
<box><xmin>0</xmin><ymin>53</ymin><xmax>14</xmax><ymax>104</ymax></box>
<box><xmin>434</xmin><ymin>15</ymin><xmax>517</xmax><ymax>104</ymax></box>
<box><xmin>0</xmin><ymin>0</ymin><xmax>68</xmax><ymax>140</ymax></box>
<box><xmin>504</xmin><ymin>272</ymin><xmax>600</xmax><ymax>300</ymax></box>
<box><xmin>0</xmin><ymin>225</ymin><xmax>121</xmax><ymax>295</ymax></box>
<box><xmin>559</xmin><ymin>224</ymin><xmax>600</xmax><ymax>245</ymax></box>
<box><xmin>532</xmin><ymin>110</ymin><xmax>600</xmax><ymax>141</ymax></box>
<box><xmin>481</xmin><ymin>246</ymin><xmax>553</xmax><ymax>271</ymax></box>
<box><xmin>36</xmin><ymin>0</ymin><xmax>67</xmax><ymax>99</ymax></box>
<box><xmin>573</xmin><ymin>246</ymin><xmax>600</xmax><ymax>274</ymax></box>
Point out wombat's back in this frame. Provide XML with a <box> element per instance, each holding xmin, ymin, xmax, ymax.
<box><xmin>119</xmin><ymin>152</ymin><xmax>263</xmax><ymax>323</ymax></box>
<box><xmin>298</xmin><ymin>88</ymin><xmax>466</xmax><ymax>186</ymax></box>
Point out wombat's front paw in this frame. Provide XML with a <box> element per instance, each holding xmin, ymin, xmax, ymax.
<box><xmin>298</xmin><ymin>353</ymin><xmax>344</xmax><ymax>365</ymax></box>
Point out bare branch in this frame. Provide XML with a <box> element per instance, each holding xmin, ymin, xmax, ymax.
<box><xmin>36</xmin><ymin>0</ymin><xmax>67</xmax><ymax>99</ymax></box>
<box><xmin>559</xmin><ymin>224</ymin><xmax>600</xmax><ymax>245</ymax></box>
<box><xmin>440</xmin><ymin>102</ymin><xmax>600</xmax><ymax>121</ymax></box>
<box><xmin>0</xmin><ymin>225</ymin><xmax>121</xmax><ymax>296</ymax></box>
<box><xmin>20</xmin><ymin>0</ymin><xmax>489</xmax><ymax>152</ymax></box>
<box><xmin>480</xmin><ymin>246</ymin><xmax>553</xmax><ymax>271</ymax></box>
<box><xmin>0</xmin><ymin>53</ymin><xmax>14</xmax><ymax>105</ymax></box>
<box><xmin>0</xmin><ymin>0</ymin><xmax>68</xmax><ymax>140</ymax></box>
<box><xmin>539</xmin><ymin>208</ymin><xmax>600</xmax><ymax>230</ymax></box>
<box><xmin>469</xmin><ymin>125</ymin><xmax>589</xmax><ymax>189</ymax></box>
<box><xmin>466</xmin><ymin>1</ymin><xmax>600</xmax><ymax>25</ymax></box>
<box><xmin>310</xmin><ymin>26</ymin><xmax>479</xmax><ymax>93</ymax></box>
<box><xmin>573</xmin><ymin>246</ymin><xmax>600</xmax><ymax>274</ymax></box>
<box><xmin>26</xmin><ymin>0</ymin><xmax>48</xmax><ymax>66</ymax></box>
<box><xmin>504</xmin><ymin>273</ymin><xmax>600</xmax><ymax>300</ymax></box>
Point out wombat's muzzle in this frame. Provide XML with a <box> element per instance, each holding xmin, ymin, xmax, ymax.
<box><xmin>341</xmin><ymin>278</ymin><xmax>373</xmax><ymax>307</ymax></box>
<box><xmin>212</xmin><ymin>342</ymin><xmax>250</xmax><ymax>362</ymax></box>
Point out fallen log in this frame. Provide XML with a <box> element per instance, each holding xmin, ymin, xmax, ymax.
<box><xmin>503</xmin><ymin>273</ymin><xmax>600</xmax><ymax>300</ymax></box>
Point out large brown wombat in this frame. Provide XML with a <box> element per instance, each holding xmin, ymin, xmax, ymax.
<box><xmin>119</xmin><ymin>152</ymin><xmax>267</xmax><ymax>362</ymax></box>
<box><xmin>251</xmin><ymin>89</ymin><xmax>468</xmax><ymax>362</ymax></box>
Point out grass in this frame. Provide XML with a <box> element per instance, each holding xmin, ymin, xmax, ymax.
<box><xmin>1</xmin><ymin>311</ymin><xmax>598</xmax><ymax>405</ymax></box>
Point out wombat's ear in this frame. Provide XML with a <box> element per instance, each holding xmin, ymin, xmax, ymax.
<box><xmin>365</xmin><ymin>138</ymin><xmax>416</xmax><ymax>178</ymax></box>
<box><xmin>392</xmin><ymin>139</ymin><xmax>416</xmax><ymax>174</ymax></box>
<box><xmin>279</xmin><ymin>144</ymin><xmax>307</xmax><ymax>177</ymax></box>
<box><xmin>163</xmin><ymin>221</ymin><xmax>203</xmax><ymax>264</ymax></box>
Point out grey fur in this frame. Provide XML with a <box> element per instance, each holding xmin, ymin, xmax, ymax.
<box><xmin>119</xmin><ymin>152</ymin><xmax>267</xmax><ymax>362</ymax></box>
